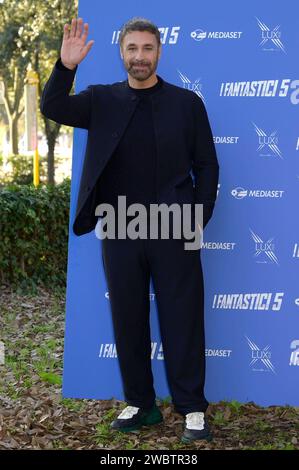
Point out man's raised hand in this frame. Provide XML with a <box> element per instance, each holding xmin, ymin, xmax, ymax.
<box><xmin>61</xmin><ymin>18</ymin><xmax>94</xmax><ymax>70</ymax></box>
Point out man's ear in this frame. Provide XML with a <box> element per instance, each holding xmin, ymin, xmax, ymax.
<box><xmin>120</xmin><ymin>47</ymin><xmax>123</xmax><ymax>60</ymax></box>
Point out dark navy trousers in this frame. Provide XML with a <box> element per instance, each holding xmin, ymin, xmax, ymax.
<box><xmin>101</xmin><ymin>235</ymin><xmax>208</xmax><ymax>416</ymax></box>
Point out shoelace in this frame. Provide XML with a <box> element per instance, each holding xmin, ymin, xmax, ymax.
<box><xmin>118</xmin><ymin>406</ymin><xmax>140</xmax><ymax>419</ymax></box>
<box><xmin>185</xmin><ymin>411</ymin><xmax>205</xmax><ymax>430</ymax></box>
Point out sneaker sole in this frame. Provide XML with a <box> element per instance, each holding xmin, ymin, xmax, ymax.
<box><xmin>113</xmin><ymin>415</ymin><xmax>163</xmax><ymax>433</ymax></box>
<box><xmin>181</xmin><ymin>433</ymin><xmax>213</xmax><ymax>444</ymax></box>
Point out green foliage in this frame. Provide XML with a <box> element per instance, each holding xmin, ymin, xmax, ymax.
<box><xmin>39</xmin><ymin>372</ymin><xmax>62</xmax><ymax>385</ymax></box>
<box><xmin>228</xmin><ymin>400</ymin><xmax>243</xmax><ymax>414</ymax></box>
<box><xmin>157</xmin><ymin>395</ymin><xmax>172</xmax><ymax>405</ymax></box>
<box><xmin>0</xmin><ymin>0</ymin><xmax>78</xmax><ymax>176</ymax></box>
<box><xmin>0</xmin><ymin>178</ymin><xmax>70</xmax><ymax>290</ymax></box>
<box><xmin>0</xmin><ymin>153</ymin><xmax>47</xmax><ymax>185</ymax></box>
<box><xmin>61</xmin><ymin>398</ymin><xmax>86</xmax><ymax>413</ymax></box>
<box><xmin>0</xmin><ymin>0</ymin><xmax>79</xmax><ymax>89</ymax></box>
<box><xmin>212</xmin><ymin>410</ymin><xmax>226</xmax><ymax>425</ymax></box>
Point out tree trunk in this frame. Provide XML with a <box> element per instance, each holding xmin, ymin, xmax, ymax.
<box><xmin>43</xmin><ymin>118</ymin><xmax>61</xmax><ymax>185</ymax></box>
<box><xmin>39</xmin><ymin>69</ymin><xmax>61</xmax><ymax>185</ymax></box>
<box><xmin>8</xmin><ymin>115</ymin><xmax>19</xmax><ymax>155</ymax></box>
<box><xmin>2</xmin><ymin>68</ymin><xmax>24</xmax><ymax>156</ymax></box>
<box><xmin>47</xmin><ymin>132</ymin><xmax>56</xmax><ymax>185</ymax></box>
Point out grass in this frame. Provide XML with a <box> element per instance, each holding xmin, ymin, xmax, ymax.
<box><xmin>61</xmin><ymin>398</ymin><xmax>86</xmax><ymax>412</ymax></box>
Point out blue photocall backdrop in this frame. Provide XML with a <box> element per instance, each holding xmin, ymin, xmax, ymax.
<box><xmin>63</xmin><ymin>0</ymin><xmax>299</xmax><ymax>406</ymax></box>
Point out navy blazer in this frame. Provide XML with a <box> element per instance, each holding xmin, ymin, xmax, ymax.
<box><xmin>40</xmin><ymin>59</ymin><xmax>219</xmax><ymax>236</ymax></box>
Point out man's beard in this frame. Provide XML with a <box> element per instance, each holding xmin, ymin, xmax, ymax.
<box><xmin>124</xmin><ymin>57</ymin><xmax>159</xmax><ymax>82</ymax></box>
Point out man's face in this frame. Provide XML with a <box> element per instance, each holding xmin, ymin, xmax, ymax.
<box><xmin>120</xmin><ymin>31</ymin><xmax>161</xmax><ymax>82</ymax></box>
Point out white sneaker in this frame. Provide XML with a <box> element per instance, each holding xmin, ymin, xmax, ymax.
<box><xmin>117</xmin><ymin>406</ymin><xmax>140</xmax><ymax>420</ymax></box>
<box><xmin>110</xmin><ymin>403</ymin><xmax>163</xmax><ymax>432</ymax></box>
<box><xmin>181</xmin><ymin>411</ymin><xmax>212</xmax><ymax>443</ymax></box>
<box><xmin>185</xmin><ymin>411</ymin><xmax>205</xmax><ymax>430</ymax></box>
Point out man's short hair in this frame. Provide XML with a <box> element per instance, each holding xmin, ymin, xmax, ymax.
<box><xmin>119</xmin><ymin>17</ymin><xmax>161</xmax><ymax>48</ymax></box>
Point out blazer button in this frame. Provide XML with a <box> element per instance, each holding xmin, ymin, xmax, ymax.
<box><xmin>112</xmin><ymin>131</ymin><xmax>119</xmax><ymax>138</ymax></box>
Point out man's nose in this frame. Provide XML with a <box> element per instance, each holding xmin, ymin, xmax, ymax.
<box><xmin>135</xmin><ymin>49</ymin><xmax>145</xmax><ymax>61</ymax></box>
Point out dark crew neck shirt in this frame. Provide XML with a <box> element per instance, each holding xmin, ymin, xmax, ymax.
<box><xmin>96</xmin><ymin>76</ymin><xmax>163</xmax><ymax>230</ymax></box>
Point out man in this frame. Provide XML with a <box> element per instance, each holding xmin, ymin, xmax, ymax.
<box><xmin>41</xmin><ymin>16</ymin><xmax>219</xmax><ymax>443</ymax></box>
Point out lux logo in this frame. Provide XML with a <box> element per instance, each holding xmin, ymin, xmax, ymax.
<box><xmin>252</xmin><ymin>350</ymin><xmax>271</xmax><ymax>360</ymax></box>
<box><xmin>250</xmin><ymin>229</ymin><xmax>279</xmax><ymax>265</ymax></box>
<box><xmin>246</xmin><ymin>336</ymin><xmax>275</xmax><ymax>373</ymax></box>
<box><xmin>259</xmin><ymin>135</ymin><xmax>278</xmax><ymax>146</ymax></box>
<box><xmin>256</xmin><ymin>240</ymin><xmax>275</xmax><ymax>252</ymax></box>
<box><xmin>262</xmin><ymin>30</ymin><xmax>281</xmax><ymax>40</ymax></box>
<box><xmin>253</xmin><ymin>123</ymin><xmax>283</xmax><ymax>159</ymax></box>
<box><xmin>177</xmin><ymin>70</ymin><xmax>205</xmax><ymax>102</ymax></box>
<box><xmin>187</xmin><ymin>81</ymin><xmax>201</xmax><ymax>93</ymax></box>
<box><xmin>256</xmin><ymin>18</ymin><xmax>286</xmax><ymax>53</ymax></box>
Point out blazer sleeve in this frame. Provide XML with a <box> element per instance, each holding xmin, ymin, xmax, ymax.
<box><xmin>191</xmin><ymin>93</ymin><xmax>219</xmax><ymax>228</ymax></box>
<box><xmin>40</xmin><ymin>58</ymin><xmax>92</xmax><ymax>129</ymax></box>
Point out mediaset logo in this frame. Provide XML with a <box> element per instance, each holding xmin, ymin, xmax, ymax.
<box><xmin>177</xmin><ymin>70</ymin><xmax>205</xmax><ymax>102</ymax></box>
<box><xmin>256</xmin><ymin>18</ymin><xmax>285</xmax><ymax>53</ymax></box>
<box><xmin>205</xmin><ymin>349</ymin><xmax>232</xmax><ymax>358</ymax></box>
<box><xmin>231</xmin><ymin>187</ymin><xmax>284</xmax><ymax>199</ymax></box>
<box><xmin>201</xmin><ymin>241</ymin><xmax>236</xmax><ymax>250</ymax></box>
<box><xmin>212</xmin><ymin>292</ymin><xmax>284</xmax><ymax>310</ymax></box>
<box><xmin>111</xmin><ymin>26</ymin><xmax>180</xmax><ymax>45</ymax></box>
<box><xmin>219</xmin><ymin>79</ymin><xmax>299</xmax><ymax>104</ymax></box>
<box><xmin>253</xmin><ymin>123</ymin><xmax>282</xmax><ymax>159</ymax></box>
<box><xmin>290</xmin><ymin>340</ymin><xmax>299</xmax><ymax>366</ymax></box>
<box><xmin>246</xmin><ymin>336</ymin><xmax>275</xmax><ymax>373</ymax></box>
<box><xmin>190</xmin><ymin>29</ymin><xmax>242</xmax><ymax>42</ymax></box>
<box><xmin>250</xmin><ymin>229</ymin><xmax>279</xmax><ymax>265</ymax></box>
<box><xmin>213</xmin><ymin>136</ymin><xmax>239</xmax><ymax>145</ymax></box>
<box><xmin>296</xmin><ymin>138</ymin><xmax>299</xmax><ymax>150</ymax></box>
<box><xmin>295</xmin><ymin>298</ymin><xmax>299</xmax><ymax>307</ymax></box>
